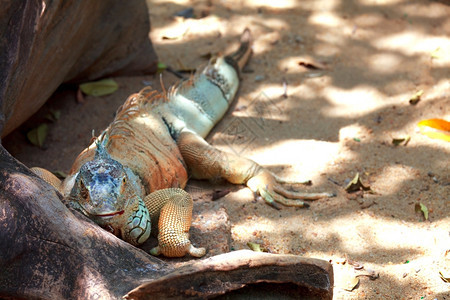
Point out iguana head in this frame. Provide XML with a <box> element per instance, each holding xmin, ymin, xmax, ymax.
<box><xmin>71</xmin><ymin>137</ymin><xmax>132</xmax><ymax>224</ymax></box>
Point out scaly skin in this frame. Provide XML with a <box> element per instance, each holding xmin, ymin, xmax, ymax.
<box><xmin>31</xmin><ymin>29</ymin><xmax>335</xmax><ymax>257</ymax></box>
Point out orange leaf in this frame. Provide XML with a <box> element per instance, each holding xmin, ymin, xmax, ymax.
<box><xmin>417</xmin><ymin>119</ymin><xmax>450</xmax><ymax>142</ymax></box>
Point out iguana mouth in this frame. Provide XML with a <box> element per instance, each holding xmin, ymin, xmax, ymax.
<box><xmin>94</xmin><ymin>210</ymin><xmax>125</xmax><ymax>218</ymax></box>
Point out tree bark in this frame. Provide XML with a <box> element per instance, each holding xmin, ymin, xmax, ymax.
<box><xmin>0</xmin><ymin>0</ymin><xmax>158</xmax><ymax>137</ymax></box>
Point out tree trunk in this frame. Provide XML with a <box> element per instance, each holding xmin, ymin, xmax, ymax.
<box><xmin>0</xmin><ymin>0</ymin><xmax>158</xmax><ymax>137</ymax></box>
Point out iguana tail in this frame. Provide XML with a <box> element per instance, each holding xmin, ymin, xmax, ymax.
<box><xmin>225</xmin><ymin>28</ymin><xmax>253</xmax><ymax>74</ymax></box>
<box><xmin>156</xmin><ymin>29</ymin><xmax>253</xmax><ymax>138</ymax></box>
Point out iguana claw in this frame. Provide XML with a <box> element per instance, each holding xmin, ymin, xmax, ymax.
<box><xmin>247</xmin><ymin>170</ymin><xmax>335</xmax><ymax>209</ymax></box>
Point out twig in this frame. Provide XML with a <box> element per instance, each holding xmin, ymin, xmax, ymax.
<box><xmin>328</xmin><ymin>177</ymin><xmax>341</xmax><ymax>186</ymax></box>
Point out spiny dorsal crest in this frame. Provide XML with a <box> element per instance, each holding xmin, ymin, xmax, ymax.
<box><xmin>94</xmin><ymin>132</ymin><xmax>111</xmax><ymax>160</ymax></box>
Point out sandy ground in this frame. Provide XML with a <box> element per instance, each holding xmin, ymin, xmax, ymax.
<box><xmin>3</xmin><ymin>0</ymin><xmax>450</xmax><ymax>299</ymax></box>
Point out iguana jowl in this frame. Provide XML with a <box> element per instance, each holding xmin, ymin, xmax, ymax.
<box><xmin>32</xmin><ymin>29</ymin><xmax>335</xmax><ymax>258</ymax></box>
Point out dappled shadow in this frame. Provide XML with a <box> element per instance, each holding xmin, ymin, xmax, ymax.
<box><xmin>3</xmin><ymin>0</ymin><xmax>449</xmax><ymax>297</ymax></box>
<box><xmin>146</xmin><ymin>0</ymin><xmax>449</xmax><ymax>297</ymax></box>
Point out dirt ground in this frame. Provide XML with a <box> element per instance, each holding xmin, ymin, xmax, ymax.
<box><xmin>3</xmin><ymin>0</ymin><xmax>449</xmax><ymax>299</ymax></box>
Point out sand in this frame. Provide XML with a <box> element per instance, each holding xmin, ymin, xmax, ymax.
<box><xmin>4</xmin><ymin>0</ymin><xmax>449</xmax><ymax>298</ymax></box>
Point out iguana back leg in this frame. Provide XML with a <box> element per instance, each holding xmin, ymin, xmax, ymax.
<box><xmin>177</xmin><ymin>131</ymin><xmax>335</xmax><ymax>209</ymax></box>
<box><xmin>144</xmin><ymin>188</ymin><xmax>206</xmax><ymax>257</ymax></box>
<box><xmin>30</xmin><ymin>167</ymin><xmax>62</xmax><ymax>191</ymax></box>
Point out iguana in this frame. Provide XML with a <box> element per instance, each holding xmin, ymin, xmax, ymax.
<box><xmin>31</xmin><ymin>29</ymin><xmax>335</xmax><ymax>258</ymax></box>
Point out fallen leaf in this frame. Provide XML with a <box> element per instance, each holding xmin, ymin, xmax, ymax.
<box><xmin>27</xmin><ymin>124</ymin><xmax>48</xmax><ymax>148</ymax></box>
<box><xmin>392</xmin><ymin>135</ymin><xmax>411</xmax><ymax>146</ymax></box>
<box><xmin>415</xmin><ymin>202</ymin><xmax>429</xmax><ymax>220</ymax></box>
<box><xmin>417</xmin><ymin>119</ymin><xmax>450</xmax><ymax>142</ymax></box>
<box><xmin>157</xmin><ymin>62</ymin><xmax>167</xmax><ymax>73</ymax></box>
<box><xmin>79</xmin><ymin>79</ymin><xmax>118</xmax><ymax>97</ymax></box>
<box><xmin>345</xmin><ymin>173</ymin><xmax>372</xmax><ymax>193</ymax></box>
<box><xmin>343</xmin><ymin>276</ymin><xmax>360</xmax><ymax>291</ymax></box>
<box><xmin>431</xmin><ymin>47</ymin><xmax>442</xmax><ymax>59</ymax></box>
<box><xmin>409</xmin><ymin>90</ymin><xmax>423</xmax><ymax>105</ymax></box>
<box><xmin>247</xmin><ymin>242</ymin><xmax>263</xmax><ymax>252</ymax></box>
<box><xmin>45</xmin><ymin>109</ymin><xmax>61</xmax><ymax>122</ymax></box>
<box><xmin>439</xmin><ymin>271</ymin><xmax>450</xmax><ymax>283</ymax></box>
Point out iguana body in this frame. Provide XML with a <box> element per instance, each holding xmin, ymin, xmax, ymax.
<box><xmin>32</xmin><ymin>29</ymin><xmax>334</xmax><ymax>258</ymax></box>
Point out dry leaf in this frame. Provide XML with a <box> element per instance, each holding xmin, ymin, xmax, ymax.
<box><xmin>45</xmin><ymin>109</ymin><xmax>61</xmax><ymax>122</ymax></box>
<box><xmin>431</xmin><ymin>47</ymin><xmax>442</xmax><ymax>59</ymax></box>
<box><xmin>392</xmin><ymin>136</ymin><xmax>411</xmax><ymax>146</ymax></box>
<box><xmin>409</xmin><ymin>90</ymin><xmax>423</xmax><ymax>105</ymax></box>
<box><xmin>157</xmin><ymin>62</ymin><xmax>167</xmax><ymax>73</ymax></box>
<box><xmin>439</xmin><ymin>271</ymin><xmax>450</xmax><ymax>283</ymax></box>
<box><xmin>417</xmin><ymin>119</ymin><xmax>450</xmax><ymax>142</ymax></box>
<box><xmin>247</xmin><ymin>242</ymin><xmax>263</xmax><ymax>252</ymax></box>
<box><xmin>27</xmin><ymin>124</ymin><xmax>48</xmax><ymax>148</ymax></box>
<box><xmin>415</xmin><ymin>202</ymin><xmax>429</xmax><ymax>220</ymax></box>
<box><xmin>345</xmin><ymin>173</ymin><xmax>372</xmax><ymax>193</ymax></box>
<box><xmin>79</xmin><ymin>79</ymin><xmax>118</xmax><ymax>97</ymax></box>
<box><xmin>343</xmin><ymin>276</ymin><xmax>360</xmax><ymax>291</ymax></box>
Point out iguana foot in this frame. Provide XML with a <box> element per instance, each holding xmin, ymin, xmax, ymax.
<box><xmin>247</xmin><ymin>170</ymin><xmax>336</xmax><ymax>210</ymax></box>
<box><xmin>150</xmin><ymin>243</ymin><xmax>206</xmax><ymax>258</ymax></box>
<box><xmin>144</xmin><ymin>188</ymin><xmax>206</xmax><ymax>258</ymax></box>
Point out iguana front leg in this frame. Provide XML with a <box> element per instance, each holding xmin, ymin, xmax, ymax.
<box><xmin>144</xmin><ymin>188</ymin><xmax>206</xmax><ymax>257</ymax></box>
<box><xmin>178</xmin><ymin>131</ymin><xmax>335</xmax><ymax>209</ymax></box>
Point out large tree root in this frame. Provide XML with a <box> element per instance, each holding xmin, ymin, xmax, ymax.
<box><xmin>0</xmin><ymin>145</ymin><xmax>333</xmax><ymax>299</ymax></box>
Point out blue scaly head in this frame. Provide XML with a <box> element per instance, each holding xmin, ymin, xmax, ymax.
<box><xmin>70</xmin><ymin>135</ymin><xmax>132</xmax><ymax>229</ymax></box>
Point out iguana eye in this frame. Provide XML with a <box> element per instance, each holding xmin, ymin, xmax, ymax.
<box><xmin>120</xmin><ymin>177</ymin><xmax>127</xmax><ymax>194</ymax></box>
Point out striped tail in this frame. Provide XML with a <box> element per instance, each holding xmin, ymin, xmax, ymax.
<box><xmin>225</xmin><ymin>28</ymin><xmax>253</xmax><ymax>74</ymax></box>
